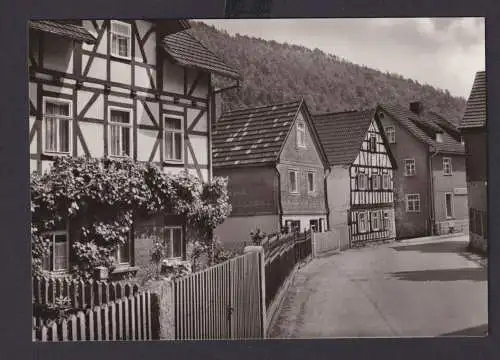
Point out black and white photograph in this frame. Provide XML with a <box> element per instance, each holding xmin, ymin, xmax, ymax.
<box><xmin>28</xmin><ymin>17</ymin><xmax>487</xmax><ymax>341</ymax></box>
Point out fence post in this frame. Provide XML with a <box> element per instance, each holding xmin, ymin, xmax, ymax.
<box><xmin>243</xmin><ymin>245</ymin><xmax>267</xmax><ymax>339</ymax></box>
<box><xmin>143</xmin><ymin>280</ymin><xmax>175</xmax><ymax>340</ymax></box>
<box><xmin>311</xmin><ymin>231</ymin><xmax>316</xmax><ymax>258</ymax></box>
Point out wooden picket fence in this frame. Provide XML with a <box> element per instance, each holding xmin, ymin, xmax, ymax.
<box><xmin>32</xmin><ymin>276</ymin><xmax>139</xmax><ymax>309</ymax></box>
<box><xmin>33</xmin><ymin>291</ymin><xmax>152</xmax><ymax>341</ymax></box>
<box><xmin>173</xmin><ymin>250</ymin><xmax>264</xmax><ymax>340</ymax></box>
<box><xmin>264</xmin><ymin>230</ymin><xmax>312</xmax><ymax>308</ymax></box>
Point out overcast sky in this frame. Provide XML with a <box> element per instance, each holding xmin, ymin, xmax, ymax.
<box><xmin>201</xmin><ymin>18</ymin><xmax>484</xmax><ymax>99</ymax></box>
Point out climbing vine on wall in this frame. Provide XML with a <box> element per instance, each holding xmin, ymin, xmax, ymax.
<box><xmin>30</xmin><ymin>156</ymin><xmax>231</xmax><ymax>279</ymax></box>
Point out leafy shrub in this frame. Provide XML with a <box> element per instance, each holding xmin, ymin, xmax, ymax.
<box><xmin>31</xmin><ymin>156</ymin><xmax>231</xmax><ymax>279</ymax></box>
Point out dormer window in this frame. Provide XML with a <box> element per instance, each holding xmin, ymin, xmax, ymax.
<box><xmin>436</xmin><ymin>133</ymin><xmax>443</xmax><ymax>143</ymax></box>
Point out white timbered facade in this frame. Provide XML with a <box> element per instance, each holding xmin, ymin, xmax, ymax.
<box><xmin>28</xmin><ymin>20</ymin><xmax>240</xmax><ymax>275</ymax></box>
<box><xmin>349</xmin><ymin>118</ymin><xmax>396</xmax><ymax>244</ymax></box>
<box><xmin>313</xmin><ymin>109</ymin><xmax>397</xmax><ymax>247</ymax></box>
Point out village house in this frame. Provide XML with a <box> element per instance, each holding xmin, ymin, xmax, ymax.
<box><xmin>459</xmin><ymin>71</ymin><xmax>487</xmax><ymax>253</ymax></box>
<box><xmin>28</xmin><ymin>20</ymin><xmax>239</xmax><ymax>276</ymax></box>
<box><xmin>312</xmin><ymin>109</ymin><xmax>397</xmax><ymax>246</ymax></box>
<box><xmin>376</xmin><ymin>102</ymin><xmax>468</xmax><ymax>239</ymax></box>
<box><xmin>212</xmin><ymin>99</ymin><xmax>329</xmax><ymax>249</ymax></box>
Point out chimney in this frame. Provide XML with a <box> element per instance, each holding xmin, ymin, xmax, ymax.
<box><xmin>410</xmin><ymin>101</ymin><xmax>424</xmax><ymax>115</ymax></box>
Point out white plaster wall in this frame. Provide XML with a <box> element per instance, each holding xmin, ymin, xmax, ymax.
<box><xmin>30</xmin><ymin>160</ymin><xmax>37</xmax><ymax>173</ymax></box>
<box><xmin>135</xmin><ymin>67</ymin><xmax>156</xmax><ymax>89</ymax></box>
<box><xmin>137</xmin><ymin>101</ymin><xmax>158</xmax><ymax>126</ymax></box>
<box><xmin>137</xmin><ymin>129</ymin><xmax>159</xmax><ymax>162</ymax></box>
<box><xmin>42</xmin><ymin>85</ymin><xmax>73</xmax><ymax>95</ymax></box>
<box><xmin>163</xmin><ymin>167</ymin><xmax>185</xmax><ymax>176</ymax></box>
<box><xmin>187</xmin><ymin>69</ymin><xmax>209</xmax><ymax>98</ymax></box>
<box><xmin>136</xmin><ymin>20</ymin><xmax>156</xmax><ymax>65</ymax></box>
<box><xmin>110</xmin><ymin>61</ymin><xmax>131</xmax><ymax>85</ymax></box>
<box><xmin>188</xmin><ymin>134</ymin><xmax>208</xmax><ymax>166</ymax></box>
<box><xmin>29</xmin><ymin>82</ymin><xmax>37</xmax><ymax>107</ymax></box>
<box><xmin>29</xmin><ymin>117</ymin><xmax>37</xmax><ymax>154</ymax></box>
<box><xmin>80</xmin><ymin>122</ymin><xmax>104</xmax><ymax>158</ymax></box>
<box><xmin>163</xmin><ymin>61</ymin><xmax>184</xmax><ymax>94</ymax></box>
<box><xmin>326</xmin><ymin>165</ymin><xmax>350</xmax><ymax>229</ymax></box>
<box><xmin>87</xmin><ymin>57</ymin><xmax>107</xmax><ymax>80</ymax></box>
<box><xmin>41</xmin><ymin>160</ymin><xmax>54</xmax><ymax>174</ymax></box>
<box><xmin>77</xmin><ymin>91</ymin><xmax>104</xmax><ymax>119</ymax></box>
<box><xmin>187</xmin><ymin>108</ymin><xmax>207</xmax><ymax>130</ymax></box>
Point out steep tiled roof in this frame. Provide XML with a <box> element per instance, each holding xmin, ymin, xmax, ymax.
<box><xmin>312</xmin><ymin>109</ymin><xmax>376</xmax><ymax>166</ymax></box>
<box><xmin>163</xmin><ymin>30</ymin><xmax>240</xmax><ymax>80</ymax></box>
<box><xmin>29</xmin><ymin>20</ymin><xmax>96</xmax><ymax>43</ymax></box>
<box><xmin>428</xmin><ymin>111</ymin><xmax>460</xmax><ymax>137</ymax></box>
<box><xmin>212</xmin><ymin>100</ymin><xmax>302</xmax><ymax>167</ymax></box>
<box><xmin>378</xmin><ymin>104</ymin><xmax>435</xmax><ymax>145</ymax></box>
<box><xmin>460</xmin><ymin>71</ymin><xmax>487</xmax><ymax>129</ymax></box>
<box><xmin>379</xmin><ymin>103</ymin><xmax>465</xmax><ymax>154</ymax></box>
<box><xmin>432</xmin><ymin>132</ymin><xmax>465</xmax><ymax>154</ymax></box>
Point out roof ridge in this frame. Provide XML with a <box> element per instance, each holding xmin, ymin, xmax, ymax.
<box><xmin>313</xmin><ymin>107</ymin><xmax>375</xmax><ymax>118</ymax></box>
<box><xmin>221</xmin><ymin>99</ymin><xmax>302</xmax><ymax>116</ymax></box>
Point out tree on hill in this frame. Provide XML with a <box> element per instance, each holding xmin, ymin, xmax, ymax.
<box><xmin>189</xmin><ymin>21</ymin><xmax>466</xmax><ymax>124</ymax></box>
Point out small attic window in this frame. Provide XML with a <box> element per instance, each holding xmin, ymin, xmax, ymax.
<box><xmin>378</xmin><ymin>112</ymin><xmax>385</xmax><ymax>119</ymax></box>
<box><xmin>436</xmin><ymin>133</ymin><xmax>443</xmax><ymax>143</ymax></box>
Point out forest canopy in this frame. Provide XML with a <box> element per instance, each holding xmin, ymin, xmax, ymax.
<box><xmin>189</xmin><ymin>21</ymin><xmax>467</xmax><ymax>124</ymax></box>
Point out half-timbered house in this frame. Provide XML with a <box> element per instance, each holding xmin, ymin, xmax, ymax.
<box><xmin>28</xmin><ymin>20</ymin><xmax>240</xmax><ymax>276</ymax></box>
<box><xmin>312</xmin><ymin>109</ymin><xmax>397</xmax><ymax>246</ymax></box>
<box><xmin>459</xmin><ymin>71</ymin><xmax>487</xmax><ymax>253</ymax></box>
<box><xmin>212</xmin><ymin>99</ymin><xmax>329</xmax><ymax>250</ymax></box>
<box><xmin>376</xmin><ymin>102</ymin><xmax>468</xmax><ymax>239</ymax></box>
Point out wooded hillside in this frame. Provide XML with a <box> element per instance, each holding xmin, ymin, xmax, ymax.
<box><xmin>189</xmin><ymin>21</ymin><xmax>467</xmax><ymax>124</ymax></box>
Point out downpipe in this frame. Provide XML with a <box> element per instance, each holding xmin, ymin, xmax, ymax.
<box><xmin>429</xmin><ymin>149</ymin><xmax>439</xmax><ymax>236</ymax></box>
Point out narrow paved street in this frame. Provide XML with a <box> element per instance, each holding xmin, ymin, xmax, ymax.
<box><xmin>269</xmin><ymin>234</ymin><xmax>488</xmax><ymax>338</ymax></box>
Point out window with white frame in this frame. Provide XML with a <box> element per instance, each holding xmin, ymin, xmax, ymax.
<box><xmin>404</xmin><ymin>159</ymin><xmax>416</xmax><ymax>176</ymax></box>
<box><xmin>372</xmin><ymin>174</ymin><xmax>381</xmax><ymax>190</ymax></box>
<box><xmin>109</xmin><ymin>108</ymin><xmax>131</xmax><ymax>157</ymax></box>
<box><xmin>164</xmin><ymin>116</ymin><xmax>183</xmax><ymax>161</ymax></box>
<box><xmin>289</xmin><ymin>170</ymin><xmax>299</xmax><ymax>193</ymax></box>
<box><xmin>307</xmin><ymin>172</ymin><xmax>315</xmax><ymax>193</ymax></box>
<box><xmin>445</xmin><ymin>192</ymin><xmax>454</xmax><ymax>218</ymax></box>
<box><xmin>385</xmin><ymin>126</ymin><xmax>396</xmax><ymax>144</ymax></box>
<box><xmin>358</xmin><ymin>212</ymin><xmax>369</xmax><ymax>233</ymax></box>
<box><xmin>383</xmin><ymin>211</ymin><xmax>390</xmax><ymax>230</ymax></box>
<box><xmin>42</xmin><ymin>227</ymin><xmax>69</xmax><ymax>272</ymax></box>
<box><xmin>357</xmin><ymin>173</ymin><xmax>368</xmax><ymax>190</ymax></box>
<box><xmin>163</xmin><ymin>226</ymin><xmax>183</xmax><ymax>259</ymax></box>
<box><xmin>296</xmin><ymin>122</ymin><xmax>306</xmax><ymax>148</ymax></box>
<box><xmin>110</xmin><ymin>20</ymin><xmax>131</xmax><ymax>59</ymax></box>
<box><xmin>112</xmin><ymin>231</ymin><xmax>132</xmax><ymax>266</ymax></box>
<box><xmin>371</xmin><ymin>211</ymin><xmax>380</xmax><ymax>231</ymax></box>
<box><xmin>406</xmin><ymin>193</ymin><xmax>421</xmax><ymax>212</ymax></box>
<box><xmin>43</xmin><ymin>98</ymin><xmax>72</xmax><ymax>154</ymax></box>
<box><xmin>443</xmin><ymin>157</ymin><xmax>452</xmax><ymax>175</ymax></box>
<box><xmin>369</xmin><ymin>134</ymin><xmax>377</xmax><ymax>152</ymax></box>
<box><xmin>382</xmin><ymin>173</ymin><xmax>391</xmax><ymax>189</ymax></box>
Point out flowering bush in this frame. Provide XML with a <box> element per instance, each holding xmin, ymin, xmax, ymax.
<box><xmin>31</xmin><ymin>156</ymin><xmax>231</xmax><ymax>279</ymax></box>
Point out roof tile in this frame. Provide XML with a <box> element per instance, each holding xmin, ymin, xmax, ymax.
<box><xmin>460</xmin><ymin>71</ymin><xmax>486</xmax><ymax>129</ymax></box>
<box><xmin>212</xmin><ymin>100</ymin><xmax>302</xmax><ymax>167</ymax></box>
<box><xmin>29</xmin><ymin>20</ymin><xmax>95</xmax><ymax>43</ymax></box>
<box><xmin>312</xmin><ymin>109</ymin><xmax>375</xmax><ymax>165</ymax></box>
<box><xmin>163</xmin><ymin>30</ymin><xmax>240</xmax><ymax>80</ymax></box>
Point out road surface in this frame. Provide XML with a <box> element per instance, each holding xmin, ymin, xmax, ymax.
<box><xmin>268</xmin><ymin>234</ymin><xmax>488</xmax><ymax>338</ymax></box>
